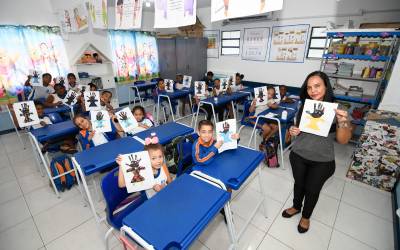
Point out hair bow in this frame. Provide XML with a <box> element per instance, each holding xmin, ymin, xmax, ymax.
<box><xmin>144</xmin><ymin>133</ymin><xmax>159</xmax><ymax>145</ymax></box>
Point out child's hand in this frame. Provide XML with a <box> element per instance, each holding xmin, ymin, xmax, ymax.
<box><xmin>56</xmin><ymin>101</ymin><xmax>63</xmax><ymax>106</ymax></box>
<box><xmin>230</xmin><ymin>133</ymin><xmax>240</xmax><ymax>140</ymax></box>
<box><xmin>116</xmin><ymin>154</ymin><xmax>123</xmax><ymax>165</ymax></box>
<box><xmin>215</xmin><ymin>140</ymin><xmax>224</xmax><ymax>148</ymax></box>
<box><xmin>289</xmin><ymin>126</ymin><xmax>300</xmax><ymax>136</ymax></box>
<box><xmin>88</xmin><ymin>130</ymin><xmax>96</xmax><ymax>140</ymax></box>
<box><xmin>153</xmin><ymin>184</ymin><xmax>162</xmax><ymax>192</ymax></box>
<box><xmin>40</xmin><ymin>121</ymin><xmax>48</xmax><ymax>127</ymax></box>
<box><xmin>139</xmin><ymin>124</ymin><xmax>149</xmax><ymax>129</ymax></box>
<box><xmin>251</xmin><ymin>99</ymin><xmax>257</xmax><ymax>106</ymax></box>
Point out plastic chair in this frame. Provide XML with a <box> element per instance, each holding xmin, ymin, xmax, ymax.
<box><xmin>47</xmin><ymin>112</ymin><xmax>64</xmax><ymax>124</ymax></box>
<box><xmin>101</xmin><ymin>167</ymin><xmax>148</xmax><ymax>250</ymax></box>
<box><xmin>176</xmin><ymin>133</ymin><xmax>199</xmax><ymax>176</ymax></box>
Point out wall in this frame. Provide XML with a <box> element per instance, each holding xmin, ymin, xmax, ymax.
<box><xmin>379</xmin><ymin>56</ymin><xmax>400</xmax><ymax>112</ymax></box>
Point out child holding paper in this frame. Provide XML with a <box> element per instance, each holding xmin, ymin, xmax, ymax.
<box><xmin>153</xmin><ymin>78</ymin><xmax>178</xmax><ymax>117</ymax></box>
<box><xmin>116</xmin><ymin>133</ymin><xmax>172</xmax><ymax>198</ymax></box>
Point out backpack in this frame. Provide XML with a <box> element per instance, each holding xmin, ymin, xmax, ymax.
<box><xmin>164</xmin><ymin>134</ymin><xmax>197</xmax><ymax>175</ymax></box>
<box><xmin>49</xmin><ymin>155</ymin><xmax>77</xmax><ymax>192</ymax></box>
<box><xmin>260</xmin><ymin>138</ymin><xmax>280</xmax><ymax>168</ymax></box>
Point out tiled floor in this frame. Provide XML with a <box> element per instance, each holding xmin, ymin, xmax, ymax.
<box><xmin>0</xmin><ymin>113</ymin><xmax>394</xmax><ymax>250</ymax></box>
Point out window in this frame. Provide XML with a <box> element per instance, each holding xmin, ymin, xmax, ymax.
<box><xmin>221</xmin><ymin>30</ymin><xmax>241</xmax><ymax>55</ymax></box>
<box><xmin>306</xmin><ymin>27</ymin><xmax>328</xmax><ymax>59</ymax></box>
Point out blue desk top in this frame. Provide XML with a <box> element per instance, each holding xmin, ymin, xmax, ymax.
<box><xmin>193</xmin><ymin>146</ymin><xmax>264</xmax><ymax>190</ymax></box>
<box><xmin>31</xmin><ymin>120</ymin><xmax>78</xmax><ymax>143</ymax></box>
<box><xmin>161</xmin><ymin>89</ymin><xmax>191</xmax><ymax>99</ymax></box>
<box><xmin>74</xmin><ymin>137</ymin><xmax>144</xmax><ymax>176</ymax></box>
<box><xmin>122</xmin><ymin>174</ymin><xmax>230</xmax><ymax>249</ymax></box>
<box><xmin>134</xmin><ymin>122</ymin><xmax>194</xmax><ymax>145</ymax></box>
<box><xmin>201</xmin><ymin>91</ymin><xmax>250</xmax><ymax>106</ymax></box>
<box><xmin>129</xmin><ymin>81</ymin><xmax>157</xmax><ymax>90</ymax></box>
<box><xmin>43</xmin><ymin>105</ymin><xmax>72</xmax><ymax>115</ymax></box>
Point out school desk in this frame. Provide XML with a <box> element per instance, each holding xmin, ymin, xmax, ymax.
<box><xmin>133</xmin><ymin>122</ymin><xmax>194</xmax><ymax>145</ymax></box>
<box><xmin>128</xmin><ymin>81</ymin><xmax>157</xmax><ymax>108</ymax></box>
<box><xmin>72</xmin><ymin>137</ymin><xmax>144</xmax><ymax>222</ymax></box>
<box><xmin>192</xmin><ymin>146</ymin><xmax>266</xmax><ymax>241</ymax></box>
<box><xmin>121</xmin><ymin>172</ymin><xmax>237</xmax><ymax>249</ymax></box>
<box><xmin>44</xmin><ymin>104</ymin><xmax>76</xmax><ymax>118</ymax></box>
<box><xmin>156</xmin><ymin>89</ymin><xmax>193</xmax><ymax>123</ymax></box>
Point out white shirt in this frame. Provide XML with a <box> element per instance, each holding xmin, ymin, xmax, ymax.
<box><xmin>29</xmin><ymin>85</ymin><xmax>54</xmax><ymax>100</ymax></box>
<box><xmin>91</xmin><ymin>132</ymin><xmax>108</xmax><ymax>146</ymax></box>
<box><xmin>50</xmin><ymin>93</ymin><xmax>64</xmax><ymax>104</ymax></box>
<box><xmin>145</xmin><ymin>166</ymin><xmax>168</xmax><ymax>198</ymax></box>
<box><xmin>128</xmin><ymin>118</ymin><xmax>153</xmax><ymax>135</ymax></box>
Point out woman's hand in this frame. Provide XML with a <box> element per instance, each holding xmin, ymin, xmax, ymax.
<box><xmin>289</xmin><ymin>126</ymin><xmax>301</xmax><ymax>136</ymax></box>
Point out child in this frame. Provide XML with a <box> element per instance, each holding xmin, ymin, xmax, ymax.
<box><xmin>192</xmin><ymin>120</ymin><xmax>239</xmax><ymax>165</ymax></box>
<box><xmin>194</xmin><ymin>82</ymin><xmax>213</xmax><ymax>120</ymax></box>
<box><xmin>44</xmin><ymin>84</ymin><xmax>67</xmax><ymax>108</ymax></box>
<box><xmin>153</xmin><ymin>78</ymin><xmax>177</xmax><ymax>117</ymax></box>
<box><xmin>67</xmin><ymin>73</ymin><xmax>82</xmax><ymax>93</ymax></box>
<box><xmin>175</xmin><ymin>74</ymin><xmax>190</xmax><ymax>116</ymax></box>
<box><xmin>100</xmin><ymin>90</ymin><xmax>114</xmax><ymax>112</ymax></box>
<box><xmin>210</xmin><ymin>79</ymin><xmax>227</xmax><ymax>121</ymax></box>
<box><xmin>28</xmin><ymin>73</ymin><xmax>55</xmax><ymax>100</ymax></box>
<box><xmin>227</xmin><ymin>73</ymin><xmax>244</xmax><ymax>93</ymax></box>
<box><xmin>31</xmin><ymin>101</ymin><xmax>52</xmax><ymax>129</ymax></box>
<box><xmin>116</xmin><ymin>133</ymin><xmax>172</xmax><ymax>198</ymax></box>
<box><xmin>279</xmin><ymin>85</ymin><xmax>295</xmax><ymax>103</ymax></box>
<box><xmin>202</xmin><ymin>71</ymin><xmax>214</xmax><ymax>88</ymax></box>
<box><xmin>127</xmin><ymin>105</ymin><xmax>153</xmax><ymax>134</ymax></box>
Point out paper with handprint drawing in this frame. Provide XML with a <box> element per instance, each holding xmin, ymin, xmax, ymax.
<box><xmin>216</xmin><ymin>119</ymin><xmax>237</xmax><ymax>153</ymax></box>
<box><xmin>13</xmin><ymin>101</ymin><xmax>40</xmax><ymax>128</ymax></box>
<box><xmin>63</xmin><ymin>90</ymin><xmax>78</xmax><ymax>106</ymax></box>
<box><xmin>90</xmin><ymin>110</ymin><xmax>111</xmax><ymax>133</ymax></box>
<box><xmin>84</xmin><ymin>91</ymin><xmax>101</xmax><ymax>111</ymax></box>
<box><xmin>194</xmin><ymin>81</ymin><xmax>206</xmax><ymax>97</ymax></box>
<box><xmin>165</xmin><ymin>79</ymin><xmax>174</xmax><ymax>93</ymax></box>
<box><xmin>254</xmin><ymin>86</ymin><xmax>268</xmax><ymax>106</ymax></box>
<box><xmin>299</xmin><ymin>99</ymin><xmax>338</xmax><ymax>137</ymax></box>
<box><xmin>120</xmin><ymin>151</ymin><xmax>155</xmax><ymax>193</ymax></box>
<box><xmin>115</xmin><ymin>107</ymin><xmax>138</xmax><ymax>133</ymax></box>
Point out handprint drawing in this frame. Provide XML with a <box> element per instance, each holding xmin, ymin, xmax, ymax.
<box><xmin>126</xmin><ymin>155</ymin><xmax>145</xmax><ymax>183</ymax></box>
<box><xmin>222</xmin><ymin>79</ymin><xmax>228</xmax><ymax>90</ymax></box>
<box><xmin>196</xmin><ymin>82</ymin><xmax>203</xmax><ymax>95</ymax></box>
<box><xmin>87</xmin><ymin>92</ymin><xmax>98</xmax><ymax>107</ymax></box>
<box><xmin>219</xmin><ymin>122</ymin><xmax>233</xmax><ymax>143</ymax></box>
<box><xmin>258</xmin><ymin>89</ymin><xmax>265</xmax><ymax>103</ymax></box>
<box><xmin>65</xmin><ymin>92</ymin><xmax>77</xmax><ymax>105</ymax></box>
<box><xmin>305</xmin><ymin>102</ymin><xmax>325</xmax><ymax>131</ymax></box>
<box><xmin>118</xmin><ymin>111</ymin><xmax>133</xmax><ymax>128</ymax></box>
<box><xmin>166</xmin><ymin>80</ymin><xmax>172</xmax><ymax>90</ymax></box>
<box><xmin>95</xmin><ymin>111</ymin><xmax>104</xmax><ymax>128</ymax></box>
<box><xmin>19</xmin><ymin>103</ymin><xmax>34</xmax><ymax>123</ymax></box>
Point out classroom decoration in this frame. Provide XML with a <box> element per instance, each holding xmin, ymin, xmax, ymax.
<box><xmin>183</xmin><ymin>75</ymin><xmax>192</xmax><ymax>88</ymax></box>
<box><xmin>72</xmin><ymin>4</ymin><xmax>89</xmax><ymax>31</ymax></box>
<box><xmin>216</xmin><ymin>119</ymin><xmax>237</xmax><ymax>153</ymax></box>
<box><xmin>120</xmin><ymin>151</ymin><xmax>155</xmax><ymax>193</ymax></box>
<box><xmin>154</xmin><ymin>0</ymin><xmax>197</xmax><ymax>28</ymax></box>
<box><xmin>63</xmin><ymin>90</ymin><xmax>78</xmax><ymax>106</ymax></box>
<box><xmin>299</xmin><ymin>99</ymin><xmax>338</xmax><ymax>137</ymax></box>
<box><xmin>194</xmin><ymin>81</ymin><xmax>206</xmax><ymax>97</ymax></box>
<box><xmin>254</xmin><ymin>86</ymin><xmax>268</xmax><ymax>106</ymax></box>
<box><xmin>84</xmin><ymin>91</ymin><xmax>101</xmax><ymax>111</ymax></box>
<box><xmin>90</xmin><ymin>110</ymin><xmax>112</xmax><ymax>133</ymax></box>
<box><xmin>88</xmin><ymin>0</ymin><xmax>108</xmax><ymax>29</ymax></box>
<box><xmin>75</xmin><ymin>43</ymin><xmax>107</xmax><ymax>64</ymax></box>
<box><xmin>220</xmin><ymin>77</ymin><xmax>229</xmax><ymax>92</ymax></box>
<box><xmin>242</xmin><ymin>27</ymin><xmax>270</xmax><ymax>61</ymax></box>
<box><xmin>12</xmin><ymin>101</ymin><xmax>40</xmax><ymax>128</ymax></box>
<box><xmin>274</xmin><ymin>86</ymin><xmax>281</xmax><ymax>102</ymax></box>
<box><xmin>115</xmin><ymin>0</ymin><xmax>143</xmax><ymax>29</ymax></box>
<box><xmin>203</xmin><ymin>30</ymin><xmax>220</xmax><ymax>58</ymax></box>
<box><xmin>165</xmin><ymin>79</ymin><xmax>174</xmax><ymax>92</ymax></box>
<box><xmin>59</xmin><ymin>10</ymin><xmax>75</xmax><ymax>33</ymax></box>
<box><xmin>268</xmin><ymin>24</ymin><xmax>310</xmax><ymax>63</ymax></box>
<box><xmin>115</xmin><ymin>107</ymin><xmax>138</xmax><ymax>132</ymax></box>
<box><xmin>211</xmin><ymin>0</ymin><xmax>283</xmax><ymax>22</ymax></box>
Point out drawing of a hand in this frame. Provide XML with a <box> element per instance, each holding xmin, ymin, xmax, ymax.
<box><xmin>87</xmin><ymin>92</ymin><xmax>98</xmax><ymax>107</ymax></box>
<box><xmin>196</xmin><ymin>82</ymin><xmax>203</xmax><ymax>94</ymax></box>
<box><xmin>306</xmin><ymin>103</ymin><xmax>325</xmax><ymax>118</ymax></box>
<box><xmin>219</xmin><ymin>122</ymin><xmax>230</xmax><ymax>134</ymax></box>
<box><xmin>19</xmin><ymin>103</ymin><xmax>34</xmax><ymax>123</ymax></box>
<box><xmin>66</xmin><ymin>92</ymin><xmax>76</xmax><ymax>105</ymax></box>
<box><xmin>96</xmin><ymin>111</ymin><xmax>104</xmax><ymax>121</ymax></box>
<box><xmin>119</xmin><ymin>111</ymin><xmax>128</xmax><ymax>121</ymax></box>
<box><xmin>258</xmin><ymin>89</ymin><xmax>264</xmax><ymax>102</ymax></box>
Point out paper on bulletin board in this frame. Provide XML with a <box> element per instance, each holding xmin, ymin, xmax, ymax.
<box><xmin>84</xmin><ymin>91</ymin><xmax>101</xmax><ymax>111</ymax></box>
<box><xmin>165</xmin><ymin>79</ymin><xmax>174</xmax><ymax>92</ymax></box>
<box><xmin>242</xmin><ymin>27</ymin><xmax>270</xmax><ymax>61</ymax></box>
<box><xmin>216</xmin><ymin>119</ymin><xmax>237</xmax><ymax>153</ymax></box>
<box><xmin>154</xmin><ymin>0</ymin><xmax>196</xmax><ymax>28</ymax></box>
<box><xmin>13</xmin><ymin>101</ymin><xmax>40</xmax><ymax>128</ymax></box>
<box><xmin>115</xmin><ymin>107</ymin><xmax>138</xmax><ymax>133</ymax></box>
<box><xmin>299</xmin><ymin>99</ymin><xmax>338</xmax><ymax>137</ymax></box>
<box><xmin>120</xmin><ymin>151</ymin><xmax>155</xmax><ymax>193</ymax></box>
<box><xmin>254</xmin><ymin>86</ymin><xmax>268</xmax><ymax>106</ymax></box>
<box><xmin>88</xmin><ymin>0</ymin><xmax>108</xmax><ymax>29</ymax></box>
<box><xmin>90</xmin><ymin>110</ymin><xmax>112</xmax><ymax>133</ymax></box>
<box><xmin>115</xmin><ymin>0</ymin><xmax>143</xmax><ymax>29</ymax></box>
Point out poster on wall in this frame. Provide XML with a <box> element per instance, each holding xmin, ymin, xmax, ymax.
<box><xmin>154</xmin><ymin>0</ymin><xmax>197</xmax><ymax>28</ymax></box>
<box><xmin>115</xmin><ymin>0</ymin><xmax>143</xmax><ymax>29</ymax></box>
<box><xmin>135</xmin><ymin>32</ymin><xmax>160</xmax><ymax>80</ymax></box>
<box><xmin>203</xmin><ymin>30</ymin><xmax>220</xmax><ymax>58</ymax></box>
<box><xmin>211</xmin><ymin>0</ymin><xmax>283</xmax><ymax>22</ymax></box>
<box><xmin>59</xmin><ymin>9</ymin><xmax>76</xmax><ymax>33</ymax></box>
<box><xmin>242</xmin><ymin>27</ymin><xmax>269</xmax><ymax>61</ymax></box>
<box><xmin>88</xmin><ymin>0</ymin><xmax>108</xmax><ymax>29</ymax></box>
<box><xmin>268</xmin><ymin>24</ymin><xmax>310</xmax><ymax>63</ymax></box>
<box><xmin>71</xmin><ymin>4</ymin><xmax>89</xmax><ymax>31</ymax></box>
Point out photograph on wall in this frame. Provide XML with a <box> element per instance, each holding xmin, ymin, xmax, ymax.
<box><xmin>154</xmin><ymin>0</ymin><xmax>197</xmax><ymax>28</ymax></box>
<box><xmin>63</xmin><ymin>90</ymin><xmax>78</xmax><ymax>106</ymax></box>
<box><xmin>242</xmin><ymin>27</ymin><xmax>270</xmax><ymax>61</ymax></box>
<box><xmin>120</xmin><ymin>151</ymin><xmax>155</xmax><ymax>193</ymax></box>
<box><xmin>88</xmin><ymin>0</ymin><xmax>108</xmax><ymax>29</ymax></box>
<box><xmin>115</xmin><ymin>0</ymin><xmax>143</xmax><ymax>29</ymax></box>
<box><xmin>194</xmin><ymin>81</ymin><xmax>206</xmax><ymax>97</ymax></box>
<box><xmin>165</xmin><ymin>79</ymin><xmax>174</xmax><ymax>92</ymax></box>
<box><xmin>12</xmin><ymin>101</ymin><xmax>40</xmax><ymax>128</ymax></box>
<box><xmin>216</xmin><ymin>119</ymin><xmax>238</xmax><ymax>153</ymax></box>
<box><xmin>268</xmin><ymin>24</ymin><xmax>310</xmax><ymax>63</ymax></box>
<box><xmin>115</xmin><ymin>107</ymin><xmax>139</xmax><ymax>132</ymax></box>
<box><xmin>183</xmin><ymin>75</ymin><xmax>192</xmax><ymax>88</ymax></box>
<box><xmin>254</xmin><ymin>86</ymin><xmax>268</xmax><ymax>106</ymax></box>
<box><xmin>299</xmin><ymin>99</ymin><xmax>338</xmax><ymax>137</ymax></box>
<box><xmin>90</xmin><ymin>110</ymin><xmax>112</xmax><ymax>133</ymax></box>
<box><xmin>72</xmin><ymin>3</ymin><xmax>89</xmax><ymax>31</ymax></box>
<box><xmin>211</xmin><ymin>0</ymin><xmax>283</xmax><ymax>22</ymax></box>
<box><xmin>203</xmin><ymin>30</ymin><xmax>220</xmax><ymax>58</ymax></box>
<box><xmin>84</xmin><ymin>91</ymin><xmax>101</xmax><ymax>111</ymax></box>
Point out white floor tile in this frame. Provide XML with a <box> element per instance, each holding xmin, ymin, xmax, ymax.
<box><xmin>0</xmin><ymin>218</ymin><xmax>43</xmax><ymax>250</ymax></box>
<box><xmin>257</xmin><ymin>234</ymin><xmax>293</xmax><ymax>250</ymax></box>
<box><xmin>7</xmin><ymin>147</ymin><xmax>35</xmax><ymax>164</ymax></box>
<box><xmin>268</xmin><ymin>210</ymin><xmax>332</xmax><ymax>250</ymax></box>
<box><xmin>12</xmin><ymin>158</ymin><xmax>40</xmax><ymax>178</ymax></box>
<box><xmin>18</xmin><ymin>172</ymin><xmax>49</xmax><ymax>194</ymax></box>
<box><xmin>333</xmin><ymin>163</ymin><xmax>350</xmax><ymax>180</ymax></box>
<box><xmin>0</xmin><ymin>167</ymin><xmax>17</xmax><ymax>185</ymax></box>
<box><xmin>191</xmin><ymin>240</ymin><xmax>209</xmax><ymax>250</ymax></box>
<box><xmin>0</xmin><ymin>196</ymin><xmax>31</xmax><ymax>232</ymax></box>
<box><xmin>34</xmin><ymin>196</ymin><xmax>92</xmax><ymax>244</ymax></box>
<box><xmin>328</xmin><ymin>230</ymin><xmax>375</xmax><ymax>250</ymax></box>
<box><xmin>0</xmin><ymin>152</ymin><xmax>10</xmax><ymax>169</ymax></box>
<box><xmin>335</xmin><ymin>202</ymin><xmax>393</xmax><ymax>250</ymax></box>
<box><xmin>265</xmin><ymin>160</ymin><xmax>294</xmax><ymax>182</ymax></box>
<box><xmin>0</xmin><ymin>180</ymin><xmax>22</xmax><ymax>205</ymax></box>
<box><xmin>342</xmin><ymin>182</ymin><xmax>392</xmax><ymax>222</ymax></box>
<box><xmin>321</xmin><ymin>176</ymin><xmax>345</xmax><ymax>200</ymax></box>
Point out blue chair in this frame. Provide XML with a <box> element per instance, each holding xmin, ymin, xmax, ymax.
<box><xmin>101</xmin><ymin>167</ymin><xmax>147</xmax><ymax>250</ymax></box>
<box><xmin>47</xmin><ymin>112</ymin><xmax>64</xmax><ymax>124</ymax></box>
<box><xmin>176</xmin><ymin>133</ymin><xmax>198</xmax><ymax>176</ymax></box>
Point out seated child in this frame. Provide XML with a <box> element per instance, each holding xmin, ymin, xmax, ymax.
<box><xmin>67</xmin><ymin>73</ymin><xmax>82</xmax><ymax>93</ymax></box>
<box><xmin>209</xmin><ymin>79</ymin><xmax>227</xmax><ymax>121</ymax></box>
<box><xmin>175</xmin><ymin>74</ymin><xmax>190</xmax><ymax>116</ymax></box>
<box><xmin>28</xmin><ymin>73</ymin><xmax>55</xmax><ymax>100</ymax></box>
<box><xmin>44</xmin><ymin>83</ymin><xmax>67</xmax><ymax>108</ymax></box>
<box><xmin>31</xmin><ymin>101</ymin><xmax>52</xmax><ymax>129</ymax></box>
<box><xmin>226</xmin><ymin>73</ymin><xmax>245</xmax><ymax>118</ymax></box>
<box><xmin>153</xmin><ymin>78</ymin><xmax>178</xmax><ymax>117</ymax></box>
<box><xmin>116</xmin><ymin>133</ymin><xmax>172</xmax><ymax>198</ymax></box>
<box><xmin>279</xmin><ymin>85</ymin><xmax>295</xmax><ymax>103</ymax></box>
<box><xmin>100</xmin><ymin>90</ymin><xmax>114</xmax><ymax>112</ymax></box>
<box><xmin>126</xmin><ymin>105</ymin><xmax>154</xmax><ymax>135</ymax></box>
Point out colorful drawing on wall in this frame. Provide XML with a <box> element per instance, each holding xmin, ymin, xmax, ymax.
<box><xmin>115</xmin><ymin>107</ymin><xmax>138</xmax><ymax>132</ymax></box>
<box><xmin>88</xmin><ymin>0</ymin><xmax>108</xmax><ymax>29</ymax></box>
<box><xmin>59</xmin><ymin>9</ymin><xmax>75</xmax><ymax>33</ymax></box>
<box><xmin>254</xmin><ymin>86</ymin><xmax>268</xmax><ymax>106</ymax></box>
<box><xmin>72</xmin><ymin>4</ymin><xmax>89</xmax><ymax>31</ymax></box>
<box><xmin>135</xmin><ymin>32</ymin><xmax>160</xmax><ymax>80</ymax></box>
<box><xmin>12</xmin><ymin>101</ymin><xmax>40</xmax><ymax>128</ymax></box>
<box><xmin>84</xmin><ymin>91</ymin><xmax>101</xmax><ymax>111</ymax></box>
<box><xmin>268</xmin><ymin>24</ymin><xmax>310</xmax><ymax>63</ymax></box>
<box><xmin>90</xmin><ymin>110</ymin><xmax>112</xmax><ymax>133</ymax></box>
<box><xmin>154</xmin><ymin>0</ymin><xmax>197</xmax><ymax>28</ymax></box>
<box><xmin>115</xmin><ymin>0</ymin><xmax>143</xmax><ymax>29</ymax></box>
<box><xmin>242</xmin><ymin>27</ymin><xmax>269</xmax><ymax>61</ymax></box>
<box><xmin>299</xmin><ymin>99</ymin><xmax>338</xmax><ymax>137</ymax></box>
<box><xmin>194</xmin><ymin>81</ymin><xmax>206</xmax><ymax>97</ymax></box>
<box><xmin>120</xmin><ymin>151</ymin><xmax>155</xmax><ymax>193</ymax></box>
<box><xmin>183</xmin><ymin>75</ymin><xmax>192</xmax><ymax>88</ymax></box>
<box><xmin>216</xmin><ymin>118</ymin><xmax>237</xmax><ymax>153</ymax></box>
<box><xmin>203</xmin><ymin>30</ymin><xmax>220</xmax><ymax>58</ymax></box>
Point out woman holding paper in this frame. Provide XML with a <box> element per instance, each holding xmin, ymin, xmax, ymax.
<box><xmin>282</xmin><ymin>71</ymin><xmax>351</xmax><ymax>233</ymax></box>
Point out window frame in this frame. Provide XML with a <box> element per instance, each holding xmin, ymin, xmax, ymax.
<box><xmin>306</xmin><ymin>26</ymin><xmax>328</xmax><ymax>59</ymax></box>
<box><xmin>221</xmin><ymin>30</ymin><xmax>241</xmax><ymax>56</ymax></box>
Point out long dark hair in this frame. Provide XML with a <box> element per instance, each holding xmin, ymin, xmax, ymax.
<box><xmin>296</xmin><ymin>71</ymin><xmax>334</xmax><ymax>126</ymax></box>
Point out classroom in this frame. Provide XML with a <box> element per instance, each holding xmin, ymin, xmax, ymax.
<box><xmin>0</xmin><ymin>0</ymin><xmax>400</xmax><ymax>249</ymax></box>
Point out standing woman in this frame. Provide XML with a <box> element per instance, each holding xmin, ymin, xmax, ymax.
<box><xmin>282</xmin><ymin>71</ymin><xmax>352</xmax><ymax>233</ymax></box>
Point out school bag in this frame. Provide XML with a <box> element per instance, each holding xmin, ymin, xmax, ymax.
<box><xmin>260</xmin><ymin>137</ymin><xmax>280</xmax><ymax>168</ymax></box>
<box><xmin>164</xmin><ymin>133</ymin><xmax>197</xmax><ymax>175</ymax></box>
<box><xmin>49</xmin><ymin>155</ymin><xmax>77</xmax><ymax>192</ymax></box>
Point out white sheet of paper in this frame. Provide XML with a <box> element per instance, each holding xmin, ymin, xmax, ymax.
<box><xmin>274</xmin><ymin>86</ymin><xmax>281</xmax><ymax>102</ymax></box>
<box><xmin>220</xmin><ymin>78</ymin><xmax>230</xmax><ymax>92</ymax></box>
<box><xmin>194</xmin><ymin>81</ymin><xmax>206</xmax><ymax>97</ymax></box>
<box><xmin>63</xmin><ymin>90</ymin><xmax>78</xmax><ymax>106</ymax></box>
<box><xmin>120</xmin><ymin>151</ymin><xmax>155</xmax><ymax>193</ymax></box>
<box><xmin>115</xmin><ymin>107</ymin><xmax>138</xmax><ymax>132</ymax></box>
<box><xmin>183</xmin><ymin>75</ymin><xmax>192</xmax><ymax>88</ymax></box>
<box><xmin>29</xmin><ymin>70</ymin><xmax>42</xmax><ymax>86</ymax></box>
<box><xmin>264</xmin><ymin>112</ymin><xmax>277</xmax><ymax>119</ymax></box>
<box><xmin>165</xmin><ymin>79</ymin><xmax>174</xmax><ymax>92</ymax></box>
<box><xmin>216</xmin><ymin>119</ymin><xmax>238</xmax><ymax>153</ymax></box>
<box><xmin>254</xmin><ymin>86</ymin><xmax>268</xmax><ymax>106</ymax></box>
<box><xmin>84</xmin><ymin>91</ymin><xmax>101</xmax><ymax>111</ymax></box>
<box><xmin>13</xmin><ymin>101</ymin><xmax>40</xmax><ymax>128</ymax></box>
<box><xmin>299</xmin><ymin>99</ymin><xmax>338</xmax><ymax>137</ymax></box>
<box><xmin>90</xmin><ymin>110</ymin><xmax>112</xmax><ymax>133</ymax></box>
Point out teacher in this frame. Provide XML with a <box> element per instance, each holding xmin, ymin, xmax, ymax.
<box><xmin>282</xmin><ymin>71</ymin><xmax>352</xmax><ymax>233</ymax></box>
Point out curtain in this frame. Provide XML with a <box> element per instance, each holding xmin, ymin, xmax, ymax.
<box><xmin>0</xmin><ymin>25</ymin><xmax>69</xmax><ymax>104</ymax></box>
<box><xmin>109</xmin><ymin>30</ymin><xmax>159</xmax><ymax>83</ymax></box>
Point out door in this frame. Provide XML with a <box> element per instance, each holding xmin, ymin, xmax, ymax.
<box><xmin>157</xmin><ymin>38</ymin><xmax>177</xmax><ymax>80</ymax></box>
